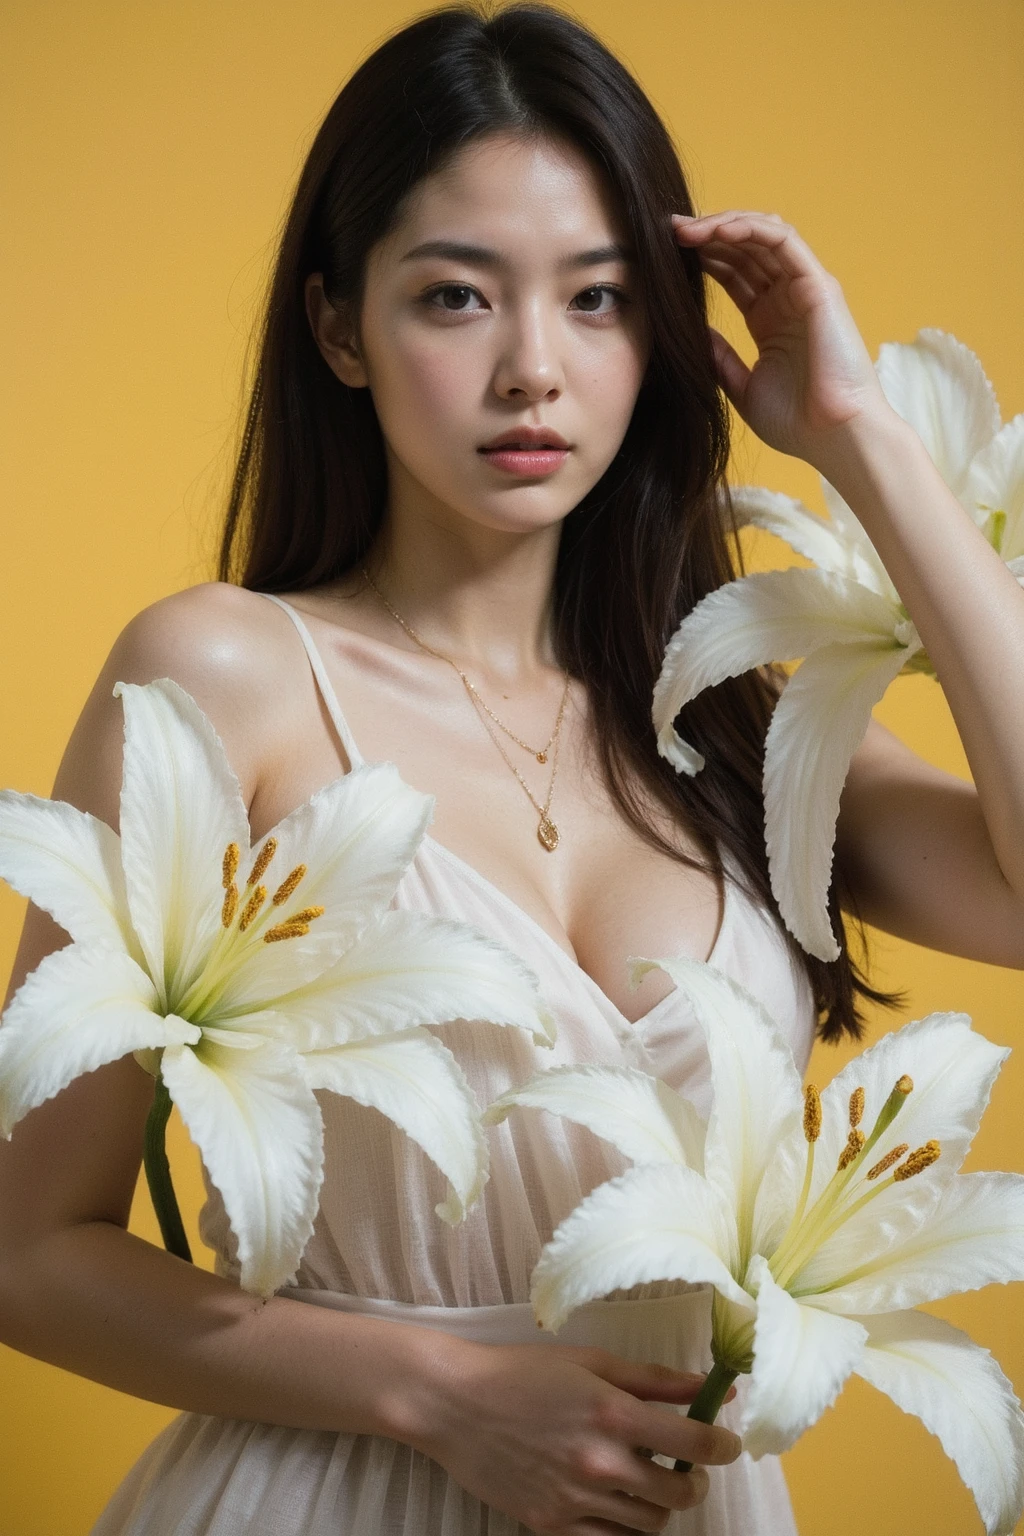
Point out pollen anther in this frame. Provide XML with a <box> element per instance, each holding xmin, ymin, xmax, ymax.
<box><xmin>288</xmin><ymin>905</ymin><xmax>324</xmax><ymax>925</ymax></box>
<box><xmin>264</xmin><ymin>920</ymin><xmax>310</xmax><ymax>943</ymax></box>
<box><xmin>896</xmin><ymin>1074</ymin><xmax>913</xmax><ymax>1095</ymax></box>
<box><xmin>221</xmin><ymin>883</ymin><xmax>239</xmax><ymax>928</ymax></box>
<box><xmin>837</xmin><ymin>1128</ymin><xmax>866</xmax><ymax>1170</ymax></box>
<box><xmin>247</xmin><ymin>838</ymin><xmax>278</xmax><ymax>887</ymax></box>
<box><xmin>893</xmin><ymin>1140</ymin><xmax>941</xmax><ymax>1181</ymax></box>
<box><xmin>238</xmin><ymin>885</ymin><xmax>267</xmax><ymax>931</ymax></box>
<box><xmin>849</xmin><ymin>1086</ymin><xmax>865</xmax><ymax>1129</ymax></box>
<box><xmin>271</xmin><ymin>865</ymin><xmax>307</xmax><ymax>905</ymax></box>
<box><xmin>803</xmin><ymin>1084</ymin><xmax>821</xmax><ymax>1142</ymax></box>
<box><xmin>866</xmin><ymin>1143</ymin><xmax>909</xmax><ymax>1180</ymax></box>
<box><xmin>222</xmin><ymin>843</ymin><xmax>240</xmax><ymax>888</ymax></box>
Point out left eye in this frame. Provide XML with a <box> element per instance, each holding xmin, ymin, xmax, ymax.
<box><xmin>571</xmin><ymin>284</ymin><xmax>626</xmax><ymax>313</ymax></box>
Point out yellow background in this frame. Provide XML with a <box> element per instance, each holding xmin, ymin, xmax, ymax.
<box><xmin>2</xmin><ymin>1</ymin><xmax>1023</xmax><ymax>1531</ymax></box>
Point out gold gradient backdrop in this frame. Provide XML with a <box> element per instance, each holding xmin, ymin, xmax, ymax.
<box><xmin>2</xmin><ymin>2</ymin><xmax>1023</xmax><ymax>1531</ymax></box>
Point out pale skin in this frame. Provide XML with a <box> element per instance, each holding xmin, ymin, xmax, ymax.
<box><xmin>1</xmin><ymin>128</ymin><xmax>1023</xmax><ymax>1535</ymax></box>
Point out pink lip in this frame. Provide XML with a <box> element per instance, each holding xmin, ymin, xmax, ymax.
<box><xmin>479</xmin><ymin>447</ymin><xmax>569</xmax><ymax>477</ymax></box>
<box><xmin>478</xmin><ymin>426</ymin><xmax>570</xmax><ymax>451</ymax></box>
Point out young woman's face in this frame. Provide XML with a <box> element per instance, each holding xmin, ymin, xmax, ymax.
<box><xmin>319</xmin><ymin>132</ymin><xmax>651</xmax><ymax>536</ymax></box>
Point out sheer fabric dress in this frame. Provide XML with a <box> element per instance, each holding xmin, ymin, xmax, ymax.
<box><xmin>91</xmin><ymin>592</ymin><xmax>815</xmax><ymax>1535</ymax></box>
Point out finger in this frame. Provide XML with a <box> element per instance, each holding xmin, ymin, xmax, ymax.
<box><xmin>698</xmin><ymin>233</ymin><xmax>785</xmax><ymax>287</ymax></box>
<box><xmin>699</xmin><ymin>258</ymin><xmax>760</xmax><ymax>315</ymax></box>
<box><xmin>708</xmin><ymin>327</ymin><xmax>753</xmax><ymax>406</ymax></box>
<box><xmin>602</xmin><ymin>1483</ymin><xmax>706</xmax><ymax>1530</ymax></box>
<box><xmin>699</xmin><ymin>249</ymin><xmax>774</xmax><ymax>302</ymax></box>
<box><xmin>628</xmin><ymin>1455</ymin><xmax>717</xmax><ymax>1512</ymax></box>
<box><xmin>676</xmin><ymin>210</ymin><xmax>821</xmax><ymax>280</ymax></box>
<box><xmin>633</xmin><ymin>1400</ymin><xmax>743</xmax><ymax>1467</ymax></box>
<box><xmin>586</xmin><ymin>1356</ymin><xmax>720</xmax><ymax>1405</ymax></box>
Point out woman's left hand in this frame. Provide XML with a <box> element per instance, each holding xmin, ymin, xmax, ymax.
<box><xmin>673</xmin><ymin>209</ymin><xmax>893</xmax><ymax>467</ymax></box>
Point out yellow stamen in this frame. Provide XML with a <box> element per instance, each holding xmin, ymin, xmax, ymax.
<box><xmin>893</xmin><ymin>1140</ymin><xmax>941</xmax><ymax>1182</ymax></box>
<box><xmin>288</xmin><ymin>905</ymin><xmax>325</xmax><ymax>924</ymax></box>
<box><xmin>264</xmin><ymin>920</ymin><xmax>310</xmax><ymax>943</ymax></box>
<box><xmin>866</xmin><ymin>1143</ymin><xmax>909</xmax><ymax>1180</ymax></box>
<box><xmin>803</xmin><ymin>1084</ymin><xmax>821</xmax><ymax>1142</ymax></box>
<box><xmin>896</xmin><ymin>1074</ymin><xmax>913</xmax><ymax>1095</ymax></box>
<box><xmin>222</xmin><ymin>842</ymin><xmax>240</xmax><ymax>888</ymax></box>
<box><xmin>247</xmin><ymin>838</ymin><xmax>278</xmax><ymax>887</ymax></box>
<box><xmin>238</xmin><ymin>885</ymin><xmax>267</xmax><ymax>931</ymax></box>
<box><xmin>271</xmin><ymin>865</ymin><xmax>307</xmax><ymax>905</ymax></box>
<box><xmin>837</xmin><ymin>1129</ymin><xmax>866</xmax><ymax>1171</ymax></box>
<box><xmin>221</xmin><ymin>883</ymin><xmax>239</xmax><ymax>928</ymax></box>
<box><xmin>849</xmin><ymin>1087</ymin><xmax>865</xmax><ymax>1129</ymax></box>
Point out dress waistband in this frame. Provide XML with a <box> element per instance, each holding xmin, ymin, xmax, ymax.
<box><xmin>277</xmin><ymin>1285</ymin><xmax>712</xmax><ymax>1351</ymax></box>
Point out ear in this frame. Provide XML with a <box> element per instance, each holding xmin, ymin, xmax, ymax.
<box><xmin>304</xmin><ymin>272</ymin><xmax>368</xmax><ymax>388</ymax></box>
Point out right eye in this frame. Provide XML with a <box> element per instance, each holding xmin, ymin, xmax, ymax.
<box><xmin>421</xmin><ymin>283</ymin><xmax>485</xmax><ymax>313</ymax></box>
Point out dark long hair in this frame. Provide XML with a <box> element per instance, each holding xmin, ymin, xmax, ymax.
<box><xmin>218</xmin><ymin>0</ymin><xmax>898</xmax><ymax>1042</ymax></box>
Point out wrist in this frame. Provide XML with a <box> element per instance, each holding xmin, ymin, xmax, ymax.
<box><xmin>809</xmin><ymin>403</ymin><xmax>924</xmax><ymax>498</ymax></box>
<box><xmin>370</xmin><ymin>1322</ymin><xmax>481</xmax><ymax>1454</ymax></box>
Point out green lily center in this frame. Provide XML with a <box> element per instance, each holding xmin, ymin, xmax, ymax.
<box><xmin>172</xmin><ymin>837</ymin><xmax>324</xmax><ymax>1021</ymax></box>
<box><xmin>766</xmin><ymin>1075</ymin><xmax>941</xmax><ymax>1295</ymax></box>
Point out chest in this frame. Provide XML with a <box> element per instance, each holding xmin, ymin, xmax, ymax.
<box><xmin>251</xmin><ymin>628</ymin><xmax>724</xmax><ymax>1025</ymax></box>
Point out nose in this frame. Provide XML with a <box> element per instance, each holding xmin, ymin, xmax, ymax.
<box><xmin>492</xmin><ymin>300</ymin><xmax>565</xmax><ymax>402</ymax></box>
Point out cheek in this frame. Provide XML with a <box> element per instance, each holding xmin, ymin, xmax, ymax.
<box><xmin>368</xmin><ymin>331</ymin><xmax>478</xmax><ymax>458</ymax></box>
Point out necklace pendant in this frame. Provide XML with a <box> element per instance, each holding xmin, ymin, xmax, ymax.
<box><xmin>537</xmin><ymin>815</ymin><xmax>559</xmax><ymax>851</ymax></box>
<box><xmin>536</xmin><ymin>751</ymin><xmax>547</xmax><ymax>763</ymax></box>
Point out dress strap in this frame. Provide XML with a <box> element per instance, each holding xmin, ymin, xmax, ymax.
<box><xmin>256</xmin><ymin>592</ymin><xmax>366</xmax><ymax>770</ymax></box>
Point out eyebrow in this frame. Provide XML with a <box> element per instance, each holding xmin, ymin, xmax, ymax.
<box><xmin>399</xmin><ymin>239</ymin><xmax>635</xmax><ymax>269</ymax></box>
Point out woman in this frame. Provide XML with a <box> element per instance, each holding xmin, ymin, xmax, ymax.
<box><xmin>1</xmin><ymin>4</ymin><xmax>1022</xmax><ymax>1533</ymax></box>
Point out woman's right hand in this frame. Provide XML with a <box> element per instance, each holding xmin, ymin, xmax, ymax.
<box><xmin>404</xmin><ymin>1337</ymin><xmax>742</xmax><ymax>1533</ymax></box>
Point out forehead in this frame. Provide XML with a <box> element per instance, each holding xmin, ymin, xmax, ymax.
<box><xmin>378</xmin><ymin>133</ymin><xmax>631</xmax><ymax>269</ymax></box>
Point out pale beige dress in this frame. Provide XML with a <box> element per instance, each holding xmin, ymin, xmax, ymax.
<box><xmin>91</xmin><ymin>592</ymin><xmax>815</xmax><ymax>1535</ymax></box>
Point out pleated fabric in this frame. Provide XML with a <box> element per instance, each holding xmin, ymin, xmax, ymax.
<box><xmin>91</xmin><ymin>593</ymin><xmax>816</xmax><ymax>1535</ymax></box>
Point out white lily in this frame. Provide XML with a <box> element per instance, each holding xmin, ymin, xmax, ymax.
<box><xmin>0</xmin><ymin>677</ymin><xmax>555</xmax><ymax>1298</ymax></box>
<box><xmin>484</xmin><ymin>955</ymin><xmax>1024</xmax><ymax>1536</ymax></box>
<box><xmin>652</xmin><ymin>328</ymin><xmax>1024</xmax><ymax>962</ymax></box>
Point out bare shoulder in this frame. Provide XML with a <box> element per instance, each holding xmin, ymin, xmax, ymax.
<box><xmin>52</xmin><ymin>582</ymin><xmax>297</xmax><ymax>831</ymax></box>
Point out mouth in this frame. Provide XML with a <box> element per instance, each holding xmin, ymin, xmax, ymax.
<box><xmin>477</xmin><ymin>440</ymin><xmax>570</xmax><ymax>477</ymax></box>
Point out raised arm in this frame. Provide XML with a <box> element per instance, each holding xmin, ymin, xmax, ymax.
<box><xmin>674</xmin><ymin>209</ymin><xmax>1024</xmax><ymax>967</ymax></box>
<box><xmin>0</xmin><ymin>581</ymin><xmax>737</xmax><ymax>1531</ymax></box>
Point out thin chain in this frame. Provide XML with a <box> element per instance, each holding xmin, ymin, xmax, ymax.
<box><xmin>360</xmin><ymin>565</ymin><xmax>568</xmax><ymax>851</ymax></box>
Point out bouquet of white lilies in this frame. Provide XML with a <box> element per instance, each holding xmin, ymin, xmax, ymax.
<box><xmin>0</xmin><ymin>677</ymin><xmax>555</xmax><ymax>1297</ymax></box>
<box><xmin>484</xmin><ymin>955</ymin><xmax>1024</xmax><ymax>1536</ymax></box>
<box><xmin>652</xmin><ymin>328</ymin><xmax>1024</xmax><ymax>963</ymax></box>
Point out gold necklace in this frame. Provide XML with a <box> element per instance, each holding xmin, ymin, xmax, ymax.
<box><xmin>360</xmin><ymin>566</ymin><xmax>570</xmax><ymax>852</ymax></box>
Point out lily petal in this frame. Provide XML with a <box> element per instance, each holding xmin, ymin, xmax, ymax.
<box><xmin>741</xmin><ymin>1254</ymin><xmax>867</xmax><ymax>1457</ymax></box>
<box><xmin>626</xmin><ymin>956</ymin><xmax>801</xmax><ymax>1263</ymax></box>
<box><xmin>875</xmin><ymin>328</ymin><xmax>1001</xmax><ymax>496</ymax></box>
<box><xmin>818</xmin><ymin>481</ymin><xmax>897</xmax><ymax>598</ymax></box>
<box><xmin>249</xmin><ymin>908</ymin><xmax>555</xmax><ymax>1049</ymax></box>
<box><xmin>787</xmin><ymin>1014</ymin><xmax>1009</xmax><ymax>1299</ymax></box>
<box><xmin>530</xmin><ymin>1162</ymin><xmax>748</xmax><ymax>1333</ymax></box>
<box><xmin>854</xmin><ymin>1309</ymin><xmax>1024</xmax><ymax>1536</ymax></box>
<box><xmin>214</xmin><ymin>762</ymin><xmax>434</xmax><ymax>1012</ymax></box>
<box><xmin>299</xmin><ymin>1028</ymin><xmax>488</xmax><ymax>1225</ymax></box>
<box><xmin>963</xmin><ymin>413</ymin><xmax>1024</xmax><ymax>560</ymax></box>
<box><xmin>816</xmin><ymin>1012</ymin><xmax>1008</xmax><ymax>1196</ymax></box>
<box><xmin>764</xmin><ymin>636</ymin><xmax>916</xmax><ymax>961</ymax></box>
<box><xmin>727</xmin><ymin>486</ymin><xmax>855</xmax><ymax>575</ymax></box>
<box><xmin>0</xmin><ymin>943</ymin><xmax>199</xmax><ymax>1137</ymax></box>
<box><xmin>114</xmin><ymin>679</ymin><xmax>251</xmax><ymax>1011</ymax></box>
<box><xmin>652</xmin><ymin>569</ymin><xmax>905</xmax><ymax>776</ymax></box>
<box><xmin>803</xmin><ymin>1172</ymin><xmax>1024</xmax><ymax>1315</ymax></box>
<box><xmin>0</xmin><ymin>789</ymin><xmax>139</xmax><ymax>959</ymax></box>
<box><xmin>482</xmin><ymin>1063</ymin><xmax>706</xmax><ymax>1170</ymax></box>
<box><xmin>159</xmin><ymin>1034</ymin><xmax>324</xmax><ymax>1299</ymax></box>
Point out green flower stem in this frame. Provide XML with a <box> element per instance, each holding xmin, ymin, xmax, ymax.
<box><xmin>143</xmin><ymin>1073</ymin><xmax>193</xmax><ymax>1265</ymax></box>
<box><xmin>674</xmin><ymin>1361</ymin><xmax>739</xmax><ymax>1473</ymax></box>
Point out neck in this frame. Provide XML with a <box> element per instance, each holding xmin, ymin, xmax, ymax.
<box><xmin>361</xmin><ymin>500</ymin><xmax>563</xmax><ymax>686</ymax></box>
